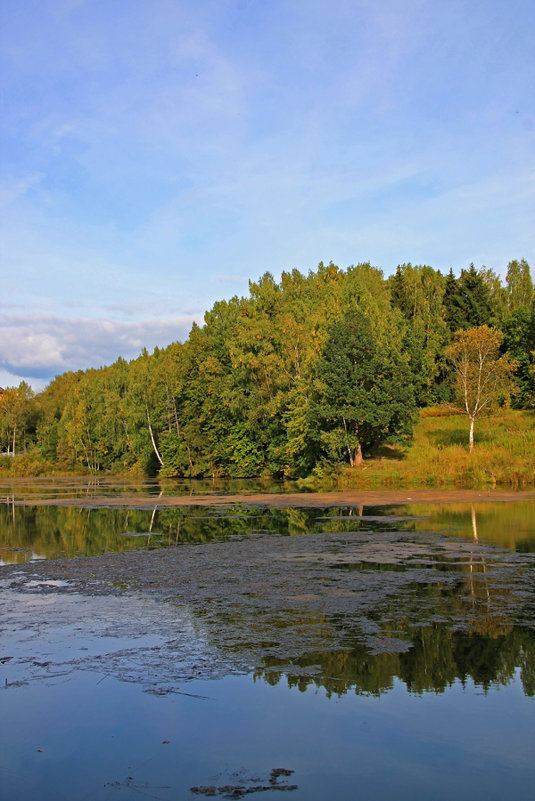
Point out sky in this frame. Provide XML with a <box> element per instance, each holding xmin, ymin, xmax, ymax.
<box><xmin>1</xmin><ymin>0</ymin><xmax>534</xmax><ymax>390</ymax></box>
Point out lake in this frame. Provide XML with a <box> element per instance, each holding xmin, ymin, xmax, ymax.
<box><xmin>1</xmin><ymin>480</ymin><xmax>534</xmax><ymax>800</ymax></box>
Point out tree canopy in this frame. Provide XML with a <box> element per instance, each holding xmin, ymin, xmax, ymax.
<box><xmin>445</xmin><ymin>326</ymin><xmax>517</xmax><ymax>452</ymax></box>
<box><xmin>1</xmin><ymin>259</ymin><xmax>533</xmax><ymax>473</ymax></box>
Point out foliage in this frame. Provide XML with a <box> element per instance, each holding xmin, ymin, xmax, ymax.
<box><xmin>443</xmin><ymin>265</ymin><xmax>493</xmax><ymax>332</ymax></box>
<box><xmin>388</xmin><ymin>263</ymin><xmax>447</xmax><ymax>404</ymax></box>
<box><xmin>445</xmin><ymin>326</ymin><xmax>517</xmax><ymax>452</ymax></box>
<box><xmin>0</xmin><ymin>382</ymin><xmax>35</xmax><ymax>456</ymax></box>
<box><xmin>506</xmin><ymin>259</ymin><xmax>533</xmax><ymax>312</ymax></box>
<box><xmin>314</xmin><ymin>307</ymin><xmax>416</xmax><ymax>466</ymax></box>
<box><xmin>501</xmin><ymin>307</ymin><xmax>535</xmax><ymax>407</ymax></box>
<box><xmin>1</xmin><ymin>259</ymin><xmax>533</xmax><ymax>480</ymax></box>
<box><xmin>298</xmin><ymin>409</ymin><xmax>535</xmax><ymax>490</ymax></box>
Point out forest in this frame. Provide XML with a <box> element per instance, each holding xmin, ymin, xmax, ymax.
<box><xmin>1</xmin><ymin>259</ymin><xmax>534</xmax><ymax>480</ymax></box>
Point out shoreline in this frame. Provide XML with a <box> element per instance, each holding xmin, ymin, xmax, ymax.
<box><xmin>3</xmin><ymin>486</ymin><xmax>535</xmax><ymax>509</ymax></box>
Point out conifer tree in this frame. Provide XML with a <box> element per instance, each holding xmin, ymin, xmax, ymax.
<box><xmin>443</xmin><ymin>269</ymin><xmax>465</xmax><ymax>332</ymax></box>
<box><xmin>458</xmin><ymin>264</ymin><xmax>492</xmax><ymax>328</ymax></box>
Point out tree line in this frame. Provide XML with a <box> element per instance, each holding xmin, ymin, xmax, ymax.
<box><xmin>1</xmin><ymin>259</ymin><xmax>533</xmax><ymax>476</ymax></box>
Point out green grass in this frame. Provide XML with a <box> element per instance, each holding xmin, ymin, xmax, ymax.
<box><xmin>2</xmin><ymin>409</ymin><xmax>534</xmax><ymax>489</ymax></box>
<box><xmin>308</xmin><ymin>409</ymin><xmax>535</xmax><ymax>490</ymax></box>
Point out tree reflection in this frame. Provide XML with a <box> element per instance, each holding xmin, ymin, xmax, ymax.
<box><xmin>3</xmin><ymin>498</ymin><xmax>535</xmax><ymax>703</ymax></box>
<box><xmin>0</xmin><ymin>504</ymin><xmax>322</xmax><ymax>561</ymax></box>
<box><xmin>256</xmin><ymin>624</ymin><xmax>535</xmax><ymax>698</ymax></box>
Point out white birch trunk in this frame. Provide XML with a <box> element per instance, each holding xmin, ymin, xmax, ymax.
<box><xmin>146</xmin><ymin>404</ymin><xmax>163</xmax><ymax>466</ymax></box>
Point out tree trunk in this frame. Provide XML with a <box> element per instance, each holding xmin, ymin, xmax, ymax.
<box><xmin>171</xmin><ymin>393</ymin><xmax>194</xmax><ymax>473</ymax></box>
<box><xmin>469</xmin><ymin>417</ymin><xmax>475</xmax><ymax>453</ymax></box>
<box><xmin>342</xmin><ymin>418</ymin><xmax>364</xmax><ymax>467</ymax></box>
<box><xmin>350</xmin><ymin>422</ymin><xmax>364</xmax><ymax>466</ymax></box>
<box><xmin>350</xmin><ymin>442</ymin><xmax>363</xmax><ymax>467</ymax></box>
<box><xmin>146</xmin><ymin>404</ymin><xmax>163</xmax><ymax>466</ymax></box>
<box><xmin>342</xmin><ymin>417</ymin><xmax>352</xmax><ymax>464</ymax></box>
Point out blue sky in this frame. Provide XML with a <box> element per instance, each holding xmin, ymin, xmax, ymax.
<box><xmin>1</xmin><ymin>0</ymin><xmax>534</xmax><ymax>388</ymax></box>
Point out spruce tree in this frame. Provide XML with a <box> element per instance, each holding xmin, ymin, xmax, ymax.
<box><xmin>457</xmin><ymin>264</ymin><xmax>492</xmax><ymax>328</ymax></box>
<box><xmin>443</xmin><ymin>269</ymin><xmax>465</xmax><ymax>332</ymax></box>
<box><xmin>314</xmin><ymin>307</ymin><xmax>415</xmax><ymax>466</ymax></box>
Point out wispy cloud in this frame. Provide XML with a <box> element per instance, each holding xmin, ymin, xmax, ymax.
<box><xmin>1</xmin><ymin>0</ymin><xmax>533</xmax><ymax>368</ymax></box>
<box><xmin>0</xmin><ymin>313</ymin><xmax>201</xmax><ymax>382</ymax></box>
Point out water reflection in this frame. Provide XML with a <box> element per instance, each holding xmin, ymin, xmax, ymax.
<box><xmin>0</xmin><ymin>503</ymin><xmax>434</xmax><ymax>563</ymax></box>
<box><xmin>2</xmin><ymin>493</ymin><xmax>535</xmax><ymax>801</ymax></box>
<box><xmin>258</xmin><ymin>624</ymin><xmax>535</xmax><ymax>698</ymax></box>
<box><xmin>2</xmin><ymin>486</ymin><xmax>535</xmax><ymax>563</ymax></box>
<box><xmin>0</xmin><ymin>504</ymin><xmax>326</xmax><ymax>562</ymax></box>
<box><xmin>0</xmin><ymin>474</ymin><xmax>298</xmax><ymax>501</ymax></box>
<box><xmin>2</xmin><ymin>497</ymin><xmax>535</xmax><ymax>701</ymax></box>
<box><xmin>392</xmin><ymin>500</ymin><xmax>535</xmax><ymax>552</ymax></box>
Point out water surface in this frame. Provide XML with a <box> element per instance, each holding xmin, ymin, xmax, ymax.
<box><xmin>1</xmin><ymin>489</ymin><xmax>534</xmax><ymax>799</ymax></box>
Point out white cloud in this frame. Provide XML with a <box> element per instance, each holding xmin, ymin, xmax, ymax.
<box><xmin>0</xmin><ymin>313</ymin><xmax>202</xmax><ymax>382</ymax></box>
<box><xmin>0</xmin><ymin>368</ymin><xmax>47</xmax><ymax>393</ymax></box>
<box><xmin>1</xmin><ymin>0</ymin><xmax>533</xmax><ymax>343</ymax></box>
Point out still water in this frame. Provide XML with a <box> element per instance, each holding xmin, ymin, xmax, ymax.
<box><xmin>2</xmin><ymin>494</ymin><xmax>535</xmax><ymax>563</ymax></box>
<box><xmin>1</xmin><ymin>485</ymin><xmax>534</xmax><ymax>800</ymax></box>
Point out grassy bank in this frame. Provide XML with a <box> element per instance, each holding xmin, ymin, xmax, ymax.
<box><xmin>0</xmin><ymin>452</ymin><xmax>82</xmax><ymax>478</ymax></box>
<box><xmin>1</xmin><ymin>409</ymin><xmax>534</xmax><ymax>489</ymax></box>
<box><xmin>302</xmin><ymin>409</ymin><xmax>535</xmax><ymax>490</ymax></box>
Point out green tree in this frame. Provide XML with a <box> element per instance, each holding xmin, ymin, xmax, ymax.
<box><xmin>506</xmin><ymin>259</ymin><xmax>533</xmax><ymax>312</ymax></box>
<box><xmin>501</xmin><ymin>307</ymin><xmax>535</xmax><ymax>407</ymax></box>
<box><xmin>0</xmin><ymin>382</ymin><xmax>34</xmax><ymax>455</ymax></box>
<box><xmin>35</xmin><ymin>371</ymin><xmax>80</xmax><ymax>464</ymax></box>
<box><xmin>58</xmin><ymin>373</ymin><xmax>97</xmax><ymax>470</ymax></box>
<box><xmin>479</xmin><ymin>267</ymin><xmax>507</xmax><ymax>326</ymax></box>
<box><xmin>458</xmin><ymin>265</ymin><xmax>493</xmax><ymax>328</ymax></box>
<box><xmin>388</xmin><ymin>263</ymin><xmax>447</xmax><ymax>404</ymax></box>
<box><xmin>314</xmin><ymin>307</ymin><xmax>415</xmax><ymax>466</ymax></box>
<box><xmin>443</xmin><ymin>269</ymin><xmax>465</xmax><ymax>333</ymax></box>
<box><xmin>126</xmin><ymin>349</ymin><xmax>169</xmax><ymax>473</ymax></box>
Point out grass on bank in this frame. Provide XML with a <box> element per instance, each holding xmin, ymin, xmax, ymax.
<box><xmin>0</xmin><ymin>452</ymin><xmax>80</xmax><ymax>478</ymax></box>
<box><xmin>1</xmin><ymin>409</ymin><xmax>534</xmax><ymax>489</ymax></box>
<box><xmin>303</xmin><ymin>408</ymin><xmax>535</xmax><ymax>490</ymax></box>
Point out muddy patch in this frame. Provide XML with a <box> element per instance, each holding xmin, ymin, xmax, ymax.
<box><xmin>2</xmin><ymin>519</ymin><xmax>535</xmax><ymax>690</ymax></box>
<box><xmin>1</xmin><ymin>477</ymin><xmax>534</xmax><ymax>511</ymax></box>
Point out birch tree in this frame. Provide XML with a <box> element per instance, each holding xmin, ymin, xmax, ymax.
<box><xmin>445</xmin><ymin>326</ymin><xmax>516</xmax><ymax>452</ymax></box>
<box><xmin>0</xmin><ymin>382</ymin><xmax>33</xmax><ymax>455</ymax></box>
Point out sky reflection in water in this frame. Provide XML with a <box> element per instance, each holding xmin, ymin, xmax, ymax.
<box><xmin>1</xmin><ymin>492</ymin><xmax>535</xmax><ymax>799</ymax></box>
<box><xmin>2</xmin><ymin>668</ymin><xmax>534</xmax><ymax>801</ymax></box>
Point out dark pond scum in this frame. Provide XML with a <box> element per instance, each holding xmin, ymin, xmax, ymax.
<box><xmin>1</xmin><ymin>488</ymin><xmax>535</xmax><ymax>800</ymax></box>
